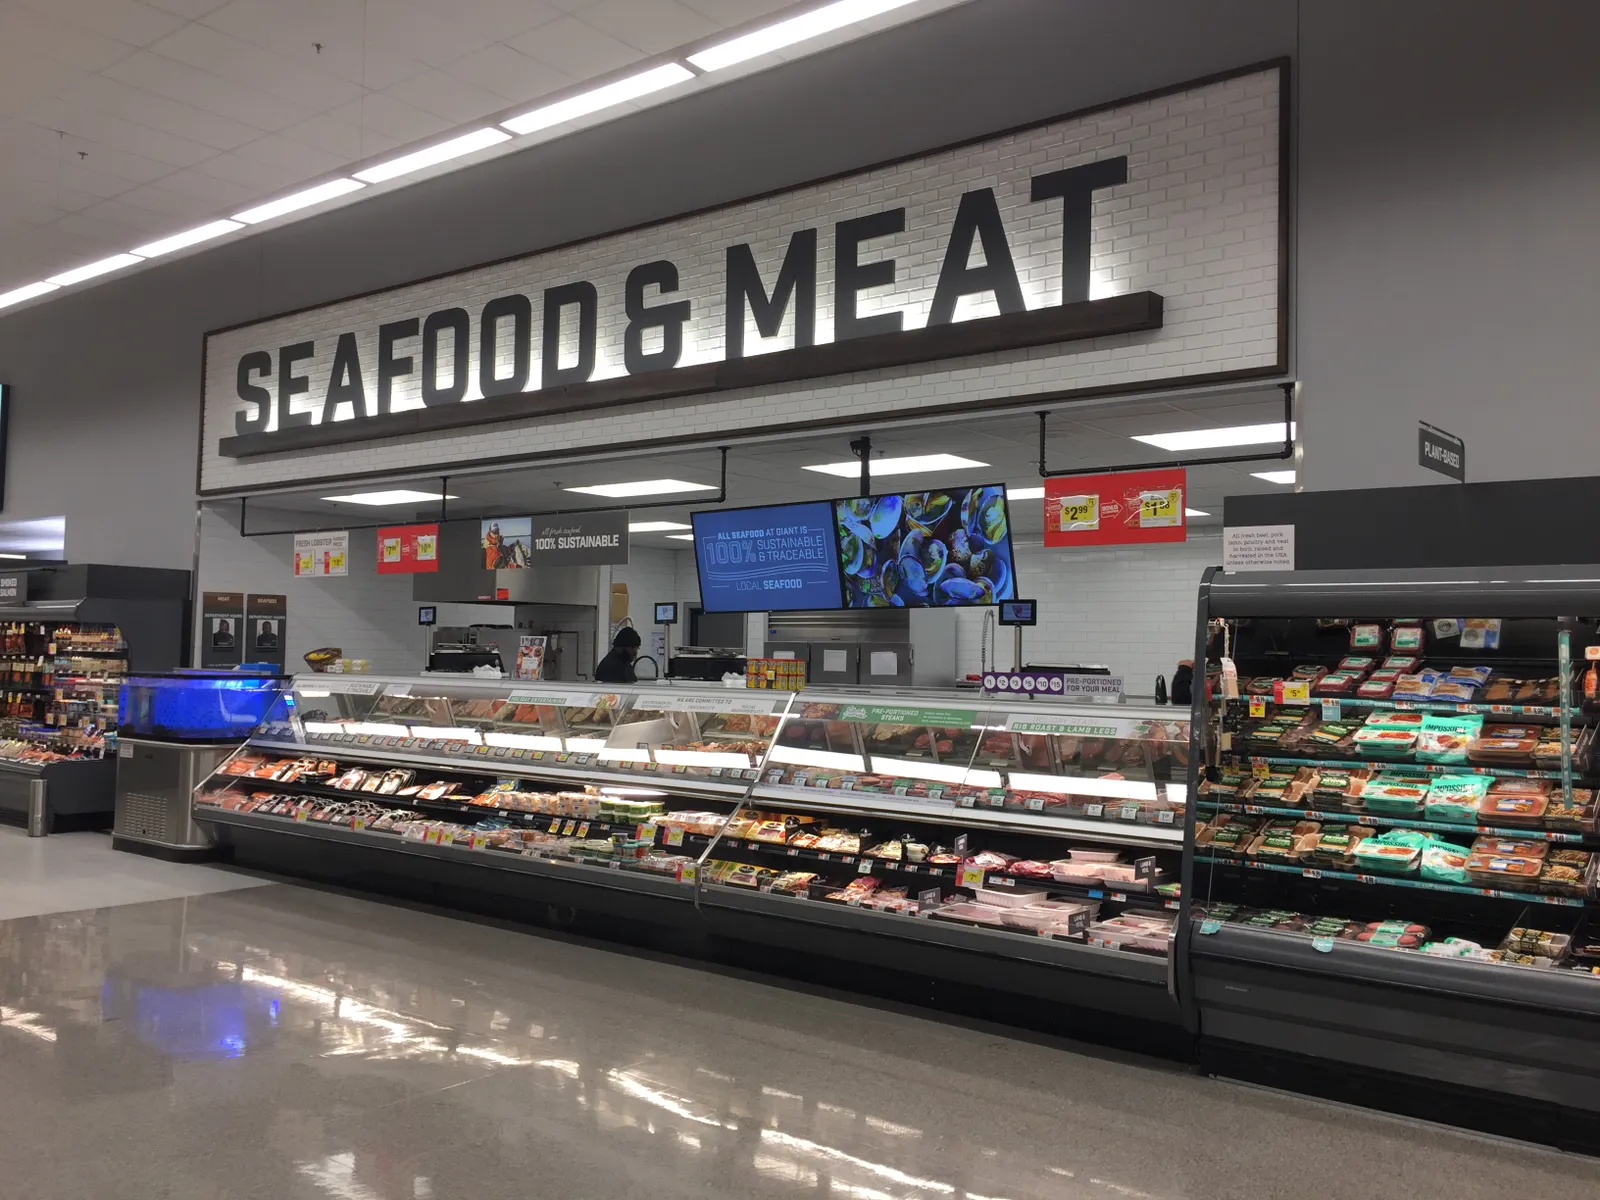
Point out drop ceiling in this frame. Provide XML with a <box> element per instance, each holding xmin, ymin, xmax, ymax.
<box><xmin>0</xmin><ymin>0</ymin><xmax>967</xmax><ymax>295</ymax></box>
<box><xmin>232</xmin><ymin>384</ymin><xmax>1296</xmax><ymax>543</ymax></box>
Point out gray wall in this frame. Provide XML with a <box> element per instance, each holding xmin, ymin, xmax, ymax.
<box><xmin>0</xmin><ymin>0</ymin><xmax>1595</xmax><ymax>578</ymax></box>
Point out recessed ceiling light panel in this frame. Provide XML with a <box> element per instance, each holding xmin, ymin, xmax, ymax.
<box><xmin>1007</xmin><ymin>486</ymin><xmax>1045</xmax><ymax>500</ymax></box>
<box><xmin>321</xmin><ymin>489</ymin><xmax>458</xmax><ymax>506</ymax></box>
<box><xmin>131</xmin><ymin>220</ymin><xmax>244</xmax><ymax>258</ymax></box>
<box><xmin>355</xmin><ymin>129</ymin><xmax>511</xmax><ymax>183</ymax></box>
<box><xmin>234</xmin><ymin>179</ymin><xmax>366</xmax><ymax>225</ymax></box>
<box><xmin>689</xmin><ymin>0</ymin><xmax>921</xmax><ymax>71</ymax></box>
<box><xmin>666</xmin><ymin>534</ymin><xmax>695</xmax><ymax>541</ymax></box>
<box><xmin>1185</xmin><ymin>508</ymin><xmax>1210</xmax><ymax>517</ymax></box>
<box><xmin>1132</xmin><ymin>422</ymin><xmax>1296</xmax><ymax>452</ymax></box>
<box><xmin>566</xmin><ymin>479</ymin><xmax>716</xmax><ymax>499</ymax></box>
<box><xmin>47</xmin><ymin>254</ymin><xmax>145</xmax><ymax>286</ymax></box>
<box><xmin>628</xmin><ymin>521</ymin><xmax>693</xmax><ymax>532</ymax></box>
<box><xmin>802</xmin><ymin>453</ymin><xmax>987</xmax><ymax>478</ymax></box>
<box><xmin>1251</xmin><ymin>470</ymin><xmax>1296</xmax><ymax>485</ymax></box>
<box><xmin>0</xmin><ymin>282</ymin><xmax>59</xmax><ymax>310</ymax></box>
<box><xmin>502</xmin><ymin>64</ymin><xmax>694</xmax><ymax>136</ymax></box>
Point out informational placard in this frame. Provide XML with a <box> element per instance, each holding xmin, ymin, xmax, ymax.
<box><xmin>376</xmin><ymin>523</ymin><xmax>439</xmax><ymax>574</ymax></box>
<box><xmin>200</xmin><ymin>591</ymin><xmax>244</xmax><ymax>668</ymax></box>
<box><xmin>515</xmin><ymin>635</ymin><xmax>547</xmax><ymax>681</ymax></box>
<box><xmin>984</xmin><ymin>669</ymin><xmax>1122</xmax><ymax>698</ymax></box>
<box><xmin>244</xmin><ymin>593</ymin><xmax>287</xmax><ymax>668</ymax></box>
<box><xmin>836</xmin><ymin>703</ymin><xmax>978</xmax><ymax>727</ymax></box>
<box><xmin>0</xmin><ymin>573</ymin><xmax>26</xmax><ymax>602</ymax></box>
<box><xmin>1222</xmin><ymin>524</ymin><xmax>1295</xmax><ymax>572</ymax></box>
<box><xmin>294</xmin><ymin>531</ymin><xmax>348</xmax><ymax>577</ymax></box>
<box><xmin>692</xmin><ymin>501</ymin><xmax>842</xmax><ymax>613</ymax></box>
<box><xmin>1418</xmin><ymin>421</ymin><xmax>1465</xmax><ymax>481</ymax></box>
<box><xmin>1044</xmin><ymin>469</ymin><xmax>1187</xmax><ymax>547</ymax></box>
<box><xmin>481</xmin><ymin>512</ymin><xmax>629</xmax><ymax>568</ymax></box>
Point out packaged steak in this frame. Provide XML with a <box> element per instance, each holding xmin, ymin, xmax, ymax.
<box><xmin>1477</xmin><ymin>783</ymin><xmax>1550</xmax><ymax>824</ymax></box>
<box><xmin>1350</xmin><ymin>624</ymin><xmax>1384</xmax><ymax>650</ymax></box>
<box><xmin>1469</xmin><ymin>725</ymin><xmax>1540</xmax><ymax>764</ymax></box>
<box><xmin>1470</xmin><ymin>835</ymin><xmax>1548</xmax><ymax>861</ymax></box>
<box><xmin>1390</xmin><ymin>625</ymin><xmax>1424</xmax><ymax>652</ymax></box>
<box><xmin>1465</xmin><ymin>848</ymin><xmax>1544</xmax><ymax>886</ymax></box>
<box><xmin>1382</xmin><ymin>655</ymin><xmax>1421</xmax><ymax>672</ymax></box>
<box><xmin>1338</xmin><ymin>656</ymin><xmax>1377</xmax><ymax>673</ymax></box>
<box><xmin>1357</xmin><ymin>679</ymin><xmax>1396</xmax><ymax>700</ymax></box>
<box><xmin>1312</xmin><ymin>673</ymin><xmax>1359</xmax><ymax>697</ymax></box>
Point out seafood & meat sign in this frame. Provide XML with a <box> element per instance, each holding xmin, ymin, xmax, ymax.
<box><xmin>219</xmin><ymin>151</ymin><xmax>1146</xmax><ymax>459</ymax></box>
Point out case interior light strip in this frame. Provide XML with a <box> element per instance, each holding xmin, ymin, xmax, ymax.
<box><xmin>484</xmin><ymin>731</ymin><xmax>563</xmax><ymax>752</ymax></box>
<box><xmin>767</xmin><ymin>744</ymin><xmax>868</xmax><ymax>772</ymax></box>
<box><xmin>1006</xmin><ymin>773</ymin><xmax>1158</xmax><ymax>801</ymax></box>
<box><xmin>654</xmin><ymin>749</ymin><xmax>754</xmax><ymax>768</ymax></box>
<box><xmin>871</xmin><ymin>757</ymin><xmax>1002</xmax><ymax>788</ymax></box>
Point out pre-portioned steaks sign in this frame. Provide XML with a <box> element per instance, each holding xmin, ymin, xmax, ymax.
<box><xmin>201</xmin><ymin>63</ymin><xmax>1284</xmax><ymax>492</ymax></box>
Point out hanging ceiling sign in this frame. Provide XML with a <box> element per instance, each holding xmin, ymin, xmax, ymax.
<box><xmin>376</xmin><ymin>523</ymin><xmax>439</xmax><ymax>574</ymax></box>
<box><xmin>1044</xmin><ymin>468</ymin><xmax>1187</xmax><ymax>547</ymax></box>
<box><xmin>201</xmin><ymin>63</ymin><xmax>1284</xmax><ymax>494</ymax></box>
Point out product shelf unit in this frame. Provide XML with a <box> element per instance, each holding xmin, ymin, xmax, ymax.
<box><xmin>1186</xmin><ymin>565</ymin><xmax>1600</xmax><ymax>1140</ymax></box>
<box><xmin>194</xmin><ymin>674</ymin><xmax>1197</xmax><ymax>1032</ymax></box>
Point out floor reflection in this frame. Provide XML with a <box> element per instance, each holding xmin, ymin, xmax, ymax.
<box><xmin>0</xmin><ymin>884</ymin><xmax>1596</xmax><ymax>1200</ymax></box>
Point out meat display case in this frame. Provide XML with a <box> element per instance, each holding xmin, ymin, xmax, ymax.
<box><xmin>193</xmin><ymin>675</ymin><xmax>1196</xmax><ymax>1042</ymax></box>
<box><xmin>1185</xmin><ymin>566</ymin><xmax>1600</xmax><ymax>1150</ymax></box>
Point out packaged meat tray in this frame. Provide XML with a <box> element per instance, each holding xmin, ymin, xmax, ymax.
<box><xmin>1477</xmin><ymin>781</ymin><xmax>1551</xmax><ymax>824</ymax></box>
<box><xmin>1087</xmin><ymin>913</ymin><xmax>1175</xmax><ymax>954</ymax></box>
<box><xmin>1468</xmin><ymin>725</ymin><xmax>1541</xmax><ymax>765</ymax></box>
<box><xmin>1465</xmin><ymin>849</ymin><xmax>1544</xmax><ymax>887</ymax></box>
<box><xmin>972</xmin><ymin>886</ymin><xmax>1055</xmax><ymax>909</ymax></box>
<box><xmin>995</xmin><ymin>900</ymin><xmax>1096</xmax><ymax>933</ymax></box>
<box><xmin>1350</xmin><ymin>836</ymin><xmax>1423</xmax><ymax>875</ymax></box>
<box><xmin>930</xmin><ymin>901</ymin><xmax>1007</xmax><ymax>927</ymax></box>
<box><xmin>1352</xmin><ymin>726</ymin><xmax>1419</xmax><ymax>758</ymax></box>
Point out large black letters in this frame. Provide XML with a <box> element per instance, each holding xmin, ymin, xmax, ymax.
<box><xmin>1030</xmin><ymin>156</ymin><xmax>1128</xmax><ymax>304</ymax></box>
<box><xmin>624</xmin><ymin>261</ymin><xmax>691</xmax><ymax>374</ymax></box>
<box><xmin>377</xmin><ymin>319</ymin><xmax>418</xmax><ymax>415</ymax></box>
<box><xmin>927</xmin><ymin>188</ymin><xmax>1024</xmax><ymax>325</ymax></box>
<box><xmin>276</xmin><ymin>342</ymin><xmax>313</xmax><ymax>430</ymax></box>
<box><xmin>479</xmin><ymin>295</ymin><xmax>532</xmax><ymax>398</ymax></box>
<box><xmin>422</xmin><ymin>308</ymin><xmax>470</xmax><ymax>407</ymax></box>
<box><xmin>725</xmin><ymin>230</ymin><xmax>816</xmax><ymax>357</ymax></box>
<box><xmin>542</xmin><ymin>281</ymin><xmax>598</xmax><ymax>388</ymax></box>
<box><xmin>321</xmin><ymin>332</ymin><xmax>367</xmax><ymax>422</ymax></box>
<box><xmin>235</xmin><ymin>352</ymin><xmax>272</xmax><ymax>435</ymax></box>
<box><xmin>833</xmin><ymin>209</ymin><xmax>905</xmax><ymax>341</ymax></box>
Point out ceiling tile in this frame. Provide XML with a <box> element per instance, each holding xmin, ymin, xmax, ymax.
<box><xmin>327</xmin><ymin>92</ymin><xmax>451</xmax><ymax>145</ymax></box>
<box><xmin>382</xmin><ymin>69</ymin><xmax>513</xmax><ymax>125</ymax></box>
<box><xmin>111</xmin><ymin>180</ymin><xmax>222</xmax><ymax>220</ymax></box>
<box><xmin>201</xmin><ymin>0</ymin><xmax>429</xmax><ymax>91</ymax></box>
<box><xmin>146</xmin><ymin>24</ymin><xmax>366</xmax><ymax>113</ymax></box>
<box><xmin>441</xmin><ymin>43</ymin><xmax>576</xmax><ymax>105</ymax></box>
<box><xmin>104</xmin><ymin>51</ymin><xmax>319</xmax><ymax>134</ymax></box>
<box><xmin>192</xmin><ymin>134</ymin><xmax>347</xmax><ymax>190</ymax></box>
<box><xmin>276</xmin><ymin>112</ymin><xmax>400</xmax><ymax>160</ymax></box>
<box><xmin>14</xmin><ymin>0</ymin><xmax>190</xmax><ymax>49</ymax></box>
<box><xmin>578</xmin><ymin>0</ymin><xmax>721</xmax><ymax>55</ymax></box>
<box><xmin>357</xmin><ymin>0</ymin><xmax>498</xmax><ymax>69</ymax></box>
<box><xmin>142</xmin><ymin>0</ymin><xmax>233</xmax><ymax>18</ymax></box>
<box><xmin>20</xmin><ymin>104</ymin><xmax>218</xmax><ymax>171</ymax></box>
<box><xmin>0</xmin><ymin>6</ymin><xmax>138</xmax><ymax>73</ymax></box>
<box><xmin>444</xmin><ymin>0</ymin><xmax>567</xmax><ymax>43</ymax></box>
<box><xmin>508</xmin><ymin>15</ymin><xmax>642</xmax><ymax>77</ymax></box>
<box><xmin>677</xmin><ymin>0</ymin><xmax>795</xmax><ymax>24</ymax></box>
<box><xmin>144</xmin><ymin>165</ymin><xmax>260</xmax><ymax>208</ymax></box>
<box><xmin>67</xmin><ymin>75</ymin><xmax>266</xmax><ymax>151</ymax></box>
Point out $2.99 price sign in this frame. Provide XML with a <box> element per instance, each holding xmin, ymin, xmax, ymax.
<box><xmin>1044</xmin><ymin>468</ymin><xmax>1187</xmax><ymax>547</ymax></box>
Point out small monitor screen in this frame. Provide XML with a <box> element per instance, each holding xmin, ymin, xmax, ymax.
<box><xmin>654</xmin><ymin>602</ymin><xmax>678</xmax><ymax>624</ymax></box>
<box><xmin>998</xmin><ymin>600</ymin><xmax>1037</xmax><ymax>626</ymax></box>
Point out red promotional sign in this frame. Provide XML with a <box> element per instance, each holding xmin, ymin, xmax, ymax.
<box><xmin>1043</xmin><ymin>468</ymin><xmax>1187</xmax><ymax>547</ymax></box>
<box><xmin>376</xmin><ymin>524</ymin><xmax>439</xmax><ymax>574</ymax></box>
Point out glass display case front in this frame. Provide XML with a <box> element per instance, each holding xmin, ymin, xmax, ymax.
<box><xmin>195</xmin><ymin>675</ymin><xmax>1199</xmax><ymax>969</ymax></box>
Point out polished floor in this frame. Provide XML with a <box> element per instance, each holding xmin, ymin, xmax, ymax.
<box><xmin>2</xmin><ymin>829</ymin><xmax>1598</xmax><ymax>1199</ymax></box>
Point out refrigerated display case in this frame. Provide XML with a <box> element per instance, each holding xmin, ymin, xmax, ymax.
<box><xmin>1185</xmin><ymin>566</ymin><xmax>1600</xmax><ymax>1150</ymax></box>
<box><xmin>192</xmin><ymin>675</ymin><xmax>1197</xmax><ymax>1039</ymax></box>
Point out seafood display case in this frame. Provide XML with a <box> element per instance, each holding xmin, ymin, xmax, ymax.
<box><xmin>1186</xmin><ymin>566</ymin><xmax>1600</xmax><ymax>1150</ymax></box>
<box><xmin>191</xmin><ymin>674</ymin><xmax>1197</xmax><ymax>1040</ymax></box>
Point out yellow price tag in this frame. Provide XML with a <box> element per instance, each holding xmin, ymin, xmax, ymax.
<box><xmin>958</xmin><ymin>864</ymin><xmax>986</xmax><ymax>890</ymax></box>
<box><xmin>1058</xmin><ymin>493</ymin><xmax>1099</xmax><ymax>532</ymax></box>
<box><xmin>1138</xmin><ymin>487</ymin><xmax>1183</xmax><ymax>528</ymax></box>
<box><xmin>1279</xmin><ymin>680</ymin><xmax>1310</xmax><ymax>704</ymax></box>
<box><xmin>1252</xmin><ymin>760</ymin><xmax>1272</xmax><ymax>778</ymax></box>
<box><xmin>1248</xmin><ymin>697</ymin><xmax>1267</xmax><ymax>717</ymax></box>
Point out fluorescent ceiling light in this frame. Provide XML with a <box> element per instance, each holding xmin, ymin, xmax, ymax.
<box><xmin>355</xmin><ymin>129</ymin><xmax>511</xmax><ymax>183</ymax></box>
<box><xmin>802</xmin><ymin>453</ymin><xmax>987</xmax><ymax>478</ymax></box>
<box><xmin>234</xmin><ymin>178</ymin><xmax>365</xmax><ymax>225</ymax></box>
<box><xmin>628</xmin><ymin>521</ymin><xmax>692</xmax><ymax>533</ymax></box>
<box><xmin>1132</xmin><ymin>422</ymin><xmax>1295</xmax><ymax>452</ymax></box>
<box><xmin>1252</xmin><ymin>470</ymin><xmax>1297</xmax><ymax>485</ymax></box>
<box><xmin>1008</xmin><ymin>486</ymin><xmax>1045</xmax><ymax>500</ymax></box>
<box><xmin>689</xmin><ymin>0</ymin><xmax>920</xmax><ymax>71</ymax></box>
<box><xmin>1185</xmin><ymin>508</ymin><xmax>1210</xmax><ymax>517</ymax></box>
<box><xmin>502</xmin><ymin>64</ymin><xmax>694</xmax><ymax>136</ymax></box>
<box><xmin>131</xmin><ymin>220</ymin><xmax>243</xmax><ymax>258</ymax></box>
<box><xmin>0</xmin><ymin>282</ymin><xmax>59</xmax><ymax>310</ymax></box>
<box><xmin>666</xmin><ymin>533</ymin><xmax>695</xmax><ymax>541</ymax></box>
<box><xmin>0</xmin><ymin>554</ymin><xmax>24</xmax><ymax>560</ymax></box>
<box><xmin>566</xmin><ymin>479</ymin><xmax>715</xmax><ymax>498</ymax></box>
<box><xmin>47</xmin><ymin>254</ymin><xmax>144</xmax><ymax>286</ymax></box>
<box><xmin>321</xmin><ymin>489</ymin><xmax>458</xmax><ymax>506</ymax></box>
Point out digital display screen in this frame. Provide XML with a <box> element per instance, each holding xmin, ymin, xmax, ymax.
<box><xmin>836</xmin><ymin>485</ymin><xmax>1016</xmax><ymax>608</ymax></box>
<box><xmin>999</xmin><ymin>599</ymin><xmax>1037</xmax><ymax>626</ymax></box>
<box><xmin>654</xmin><ymin>602</ymin><xmax>678</xmax><ymax>624</ymax></box>
<box><xmin>691</xmin><ymin>501</ymin><xmax>844</xmax><ymax>613</ymax></box>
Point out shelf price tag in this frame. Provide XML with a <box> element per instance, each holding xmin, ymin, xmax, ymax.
<box><xmin>1118</xmin><ymin>804</ymin><xmax>1139</xmax><ymax>821</ymax></box>
<box><xmin>958</xmin><ymin>864</ymin><xmax>985</xmax><ymax>890</ymax></box>
<box><xmin>1248</xmin><ymin>696</ymin><xmax>1267</xmax><ymax>717</ymax></box>
<box><xmin>1156</xmin><ymin>810</ymin><xmax>1176</xmax><ymax>825</ymax></box>
<box><xmin>1025</xmin><ymin>797</ymin><xmax>1045</xmax><ymax>812</ymax></box>
<box><xmin>664</xmin><ymin>827</ymin><xmax>684</xmax><ymax>847</ymax></box>
<box><xmin>857</xmin><ymin>859</ymin><xmax>873</xmax><ymax>875</ymax></box>
<box><xmin>1084</xmin><ymin>803</ymin><xmax>1104</xmax><ymax>818</ymax></box>
<box><xmin>1320</xmin><ymin>699</ymin><xmax>1341</xmax><ymax>721</ymax></box>
<box><xmin>1252</xmin><ymin>760</ymin><xmax>1271</xmax><ymax>779</ymax></box>
<box><xmin>1276</xmin><ymin>680</ymin><xmax>1310</xmax><ymax>705</ymax></box>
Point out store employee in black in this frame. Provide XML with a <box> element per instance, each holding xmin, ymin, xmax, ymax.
<box><xmin>595</xmin><ymin>627</ymin><xmax>642</xmax><ymax>683</ymax></box>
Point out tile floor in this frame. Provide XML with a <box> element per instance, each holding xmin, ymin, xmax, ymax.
<box><xmin>1</xmin><ymin>828</ymin><xmax>1598</xmax><ymax>1199</ymax></box>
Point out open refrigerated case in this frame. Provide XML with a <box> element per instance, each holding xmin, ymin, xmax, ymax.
<box><xmin>192</xmin><ymin>675</ymin><xmax>1197</xmax><ymax>1043</ymax></box>
<box><xmin>1185</xmin><ymin>566</ymin><xmax>1600</xmax><ymax>1150</ymax></box>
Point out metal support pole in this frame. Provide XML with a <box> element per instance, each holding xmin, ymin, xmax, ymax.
<box><xmin>850</xmin><ymin>435</ymin><xmax>872</xmax><ymax>497</ymax></box>
<box><xmin>26</xmin><ymin>778</ymin><xmax>47</xmax><ymax>837</ymax></box>
<box><xmin>1013</xmin><ymin>625</ymin><xmax>1023</xmax><ymax>673</ymax></box>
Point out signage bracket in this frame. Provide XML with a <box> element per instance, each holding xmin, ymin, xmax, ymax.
<box><xmin>1035</xmin><ymin>381</ymin><xmax>1296</xmax><ymax>478</ymax></box>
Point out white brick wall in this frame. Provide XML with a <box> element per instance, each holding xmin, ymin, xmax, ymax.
<box><xmin>196</xmin><ymin>505</ymin><xmax>425</xmax><ymax>673</ymax></box>
<box><xmin>201</xmin><ymin>66</ymin><xmax>1281</xmax><ymax>493</ymax></box>
<box><xmin>954</xmin><ymin>536</ymin><xmax>1220</xmax><ymax>694</ymax></box>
